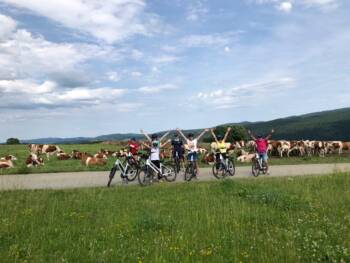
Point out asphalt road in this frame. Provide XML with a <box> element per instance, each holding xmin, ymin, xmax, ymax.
<box><xmin>1</xmin><ymin>163</ymin><xmax>350</xmax><ymax>191</ymax></box>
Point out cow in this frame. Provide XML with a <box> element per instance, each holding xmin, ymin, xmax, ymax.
<box><xmin>28</xmin><ymin>144</ymin><xmax>61</xmax><ymax>160</ymax></box>
<box><xmin>0</xmin><ymin>155</ymin><xmax>17</xmax><ymax>161</ymax></box>
<box><xmin>99</xmin><ymin>149</ymin><xmax>117</xmax><ymax>156</ymax></box>
<box><xmin>326</xmin><ymin>141</ymin><xmax>343</xmax><ymax>155</ymax></box>
<box><xmin>26</xmin><ymin>153</ymin><xmax>44</xmax><ymax>167</ymax></box>
<box><xmin>84</xmin><ymin>156</ymin><xmax>107</xmax><ymax>167</ymax></box>
<box><xmin>237</xmin><ymin>153</ymin><xmax>255</xmax><ymax>163</ymax></box>
<box><xmin>57</xmin><ymin>151</ymin><xmax>71</xmax><ymax>160</ymax></box>
<box><xmin>343</xmin><ymin>142</ymin><xmax>350</xmax><ymax>151</ymax></box>
<box><xmin>93</xmin><ymin>153</ymin><xmax>108</xmax><ymax>159</ymax></box>
<box><xmin>0</xmin><ymin>159</ymin><xmax>14</xmax><ymax>169</ymax></box>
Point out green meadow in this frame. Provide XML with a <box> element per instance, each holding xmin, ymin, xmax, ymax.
<box><xmin>0</xmin><ymin>173</ymin><xmax>349</xmax><ymax>262</ymax></box>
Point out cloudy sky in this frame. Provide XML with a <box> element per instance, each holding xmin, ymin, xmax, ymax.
<box><xmin>0</xmin><ymin>0</ymin><xmax>349</xmax><ymax>141</ymax></box>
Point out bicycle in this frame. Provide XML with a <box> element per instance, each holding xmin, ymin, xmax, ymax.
<box><xmin>251</xmin><ymin>153</ymin><xmax>268</xmax><ymax>177</ymax></box>
<box><xmin>212</xmin><ymin>153</ymin><xmax>235</xmax><ymax>179</ymax></box>
<box><xmin>107</xmin><ymin>152</ymin><xmax>140</xmax><ymax>187</ymax></box>
<box><xmin>173</xmin><ymin>151</ymin><xmax>184</xmax><ymax>174</ymax></box>
<box><xmin>184</xmin><ymin>152</ymin><xmax>197</xmax><ymax>181</ymax></box>
<box><xmin>138</xmin><ymin>159</ymin><xmax>177</xmax><ymax>186</ymax></box>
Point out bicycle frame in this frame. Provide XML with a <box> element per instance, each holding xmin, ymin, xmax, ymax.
<box><xmin>114</xmin><ymin>153</ymin><xmax>138</xmax><ymax>177</ymax></box>
<box><xmin>255</xmin><ymin>153</ymin><xmax>265</xmax><ymax>170</ymax></box>
<box><xmin>145</xmin><ymin>159</ymin><xmax>174</xmax><ymax>177</ymax></box>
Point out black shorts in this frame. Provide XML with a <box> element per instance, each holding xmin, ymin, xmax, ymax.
<box><xmin>151</xmin><ymin>160</ymin><xmax>160</xmax><ymax>169</ymax></box>
<box><xmin>173</xmin><ymin>150</ymin><xmax>184</xmax><ymax>159</ymax></box>
<box><xmin>216</xmin><ymin>152</ymin><xmax>227</xmax><ymax>162</ymax></box>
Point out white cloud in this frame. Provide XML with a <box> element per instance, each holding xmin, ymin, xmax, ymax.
<box><xmin>277</xmin><ymin>2</ymin><xmax>293</xmax><ymax>12</ymax></box>
<box><xmin>116</xmin><ymin>102</ymin><xmax>144</xmax><ymax>112</ymax></box>
<box><xmin>151</xmin><ymin>54</ymin><xmax>180</xmax><ymax>64</ymax></box>
<box><xmin>130</xmin><ymin>71</ymin><xmax>143</xmax><ymax>77</ymax></box>
<box><xmin>138</xmin><ymin>84</ymin><xmax>178</xmax><ymax>94</ymax></box>
<box><xmin>224</xmin><ymin>46</ymin><xmax>231</xmax><ymax>52</ymax></box>
<box><xmin>0</xmin><ymin>14</ymin><xmax>17</xmax><ymax>41</ymax></box>
<box><xmin>0</xmin><ymin>14</ymin><xmax>114</xmax><ymax>82</ymax></box>
<box><xmin>180</xmin><ymin>32</ymin><xmax>241</xmax><ymax>48</ymax></box>
<box><xmin>0</xmin><ymin>0</ymin><xmax>159</xmax><ymax>43</ymax></box>
<box><xmin>186</xmin><ymin>0</ymin><xmax>208</xmax><ymax>21</ymax></box>
<box><xmin>106</xmin><ymin>71</ymin><xmax>121</xmax><ymax>82</ymax></box>
<box><xmin>0</xmin><ymin>79</ymin><xmax>56</xmax><ymax>94</ymax></box>
<box><xmin>196</xmin><ymin>77</ymin><xmax>295</xmax><ymax>109</ymax></box>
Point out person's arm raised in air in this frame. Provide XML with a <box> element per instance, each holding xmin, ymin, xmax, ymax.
<box><xmin>211</xmin><ymin>128</ymin><xmax>219</xmax><ymax>144</ymax></box>
<box><xmin>160</xmin><ymin>130</ymin><xmax>171</xmax><ymax>143</ymax></box>
<box><xmin>266</xmin><ymin>129</ymin><xmax>275</xmax><ymax>140</ymax></box>
<box><xmin>140</xmin><ymin>129</ymin><xmax>152</xmax><ymax>143</ymax></box>
<box><xmin>141</xmin><ymin>141</ymin><xmax>150</xmax><ymax>149</ymax></box>
<box><xmin>196</xmin><ymin>128</ymin><xmax>209</xmax><ymax>141</ymax></box>
<box><xmin>176</xmin><ymin>128</ymin><xmax>188</xmax><ymax>142</ymax></box>
<box><xmin>247</xmin><ymin>130</ymin><xmax>257</xmax><ymax>141</ymax></box>
<box><xmin>161</xmin><ymin>139</ymin><xmax>171</xmax><ymax>148</ymax></box>
<box><xmin>223</xmin><ymin>127</ymin><xmax>232</xmax><ymax>143</ymax></box>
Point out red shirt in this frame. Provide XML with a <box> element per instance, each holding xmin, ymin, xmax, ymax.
<box><xmin>128</xmin><ymin>141</ymin><xmax>139</xmax><ymax>155</ymax></box>
<box><xmin>255</xmin><ymin>138</ymin><xmax>268</xmax><ymax>153</ymax></box>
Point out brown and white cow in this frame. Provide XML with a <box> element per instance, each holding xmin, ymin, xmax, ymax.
<box><xmin>28</xmin><ymin>144</ymin><xmax>61</xmax><ymax>160</ymax></box>
<box><xmin>84</xmin><ymin>156</ymin><xmax>107</xmax><ymax>167</ymax></box>
<box><xmin>26</xmin><ymin>153</ymin><xmax>44</xmax><ymax>167</ymax></box>
<box><xmin>326</xmin><ymin>141</ymin><xmax>343</xmax><ymax>155</ymax></box>
<box><xmin>237</xmin><ymin>153</ymin><xmax>255</xmax><ymax>163</ymax></box>
<box><xmin>94</xmin><ymin>153</ymin><xmax>108</xmax><ymax>159</ymax></box>
<box><xmin>0</xmin><ymin>159</ymin><xmax>14</xmax><ymax>169</ymax></box>
<box><xmin>0</xmin><ymin>155</ymin><xmax>17</xmax><ymax>161</ymax></box>
<box><xmin>57</xmin><ymin>151</ymin><xmax>71</xmax><ymax>160</ymax></box>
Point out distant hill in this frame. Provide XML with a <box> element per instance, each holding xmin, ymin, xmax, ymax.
<box><xmin>21</xmin><ymin>107</ymin><xmax>350</xmax><ymax>144</ymax></box>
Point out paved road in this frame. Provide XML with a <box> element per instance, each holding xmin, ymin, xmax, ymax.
<box><xmin>1</xmin><ymin>163</ymin><xmax>350</xmax><ymax>191</ymax></box>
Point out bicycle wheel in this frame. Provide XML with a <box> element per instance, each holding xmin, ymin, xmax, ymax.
<box><xmin>107</xmin><ymin>165</ymin><xmax>118</xmax><ymax>187</ymax></box>
<box><xmin>174</xmin><ymin>158</ymin><xmax>181</xmax><ymax>174</ymax></box>
<box><xmin>212</xmin><ymin>162</ymin><xmax>226</xmax><ymax>179</ymax></box>
<box><xmin>125</xmin><ymin>164</ymin><xmax>139</xmax><ymax>182</ymax></box>
<box><xmin>227</xmin><ymin>160</ymin><xmax>236</xmax><ymax>176</ymax></box>
<box><xmin>252</xmin><ymin>161</ymin><xmax>260</xmax><ymax>177</ymax></box>
<box><xmin>162</xmin><ymin>165</ymin><xmax>177</xmax><ymax>182</ymax></box>
<box><xmin>138</xmin><ymin>168</ymin><xmax>152</xmax><ymax>186</ymax></box>
<box><xmin>184</xmin><ymin>163</ymin><xmax>194</xmax><ymax>181</ymax></box>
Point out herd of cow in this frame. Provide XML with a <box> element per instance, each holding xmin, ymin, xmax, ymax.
<box><xmin>0</xmin><ymin>140</ymin><xmax>349</xmax><ymax>170</ymax></box>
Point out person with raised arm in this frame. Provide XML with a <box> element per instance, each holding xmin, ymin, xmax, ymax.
<box><xmin>211</xmin><ymin>127</ymin><xmax>231</xmax><ymax>169</ymax></box>
<box><xmin>140</xmin><ymin>130</ymin><xmax>171</xmax><ymax>176</ymax></box>
<box><xmin>247</xmin><ymin>129</ymin><xmax>275</xmax><ymax>174</ymax></box>
<box><xmin>177</xmin><ymin>128</ymin><xmax>209</xmax><ymax>177</ymax></box>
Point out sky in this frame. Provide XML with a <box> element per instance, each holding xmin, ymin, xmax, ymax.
<box><xmin>0</xmin><ymin>0</ymin><xmax>349</xmax><ymax>141</ymax></box>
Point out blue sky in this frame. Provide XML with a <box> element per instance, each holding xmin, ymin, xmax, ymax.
<box><xmin>0</xmin><ymin>0</ymin><xmax>349</xmax><ymax>141</ymax></box>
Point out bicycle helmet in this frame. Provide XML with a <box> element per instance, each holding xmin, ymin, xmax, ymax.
<box><xmin>187</xmin><ymin>133</ymin><xmax>194</xmax><ymax>139</ymax></box>
<box><xmin>217</xmin><ymin>135</ymin><xmax>223</xmax><ymax>141</ymax></box>
<box><xmin>151</xmin><ymin>134</ymin><xmax>158</xmax><ymax>140</ymax></box>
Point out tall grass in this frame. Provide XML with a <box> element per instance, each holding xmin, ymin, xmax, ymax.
<box><xmin>0</xmin><ymin>173</ymin><xmax>349</xmax><ymax>262</ymax></box>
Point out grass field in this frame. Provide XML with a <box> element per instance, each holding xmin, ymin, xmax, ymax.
<box><xmin>0</xmin><ymin>143</ymin><xmax>349</xmax><ymax>175</ymax></box>
<box><xmin>0</xmin><ymin>173</ymin><xmax>349</xmax><ymax>262</ymax></box>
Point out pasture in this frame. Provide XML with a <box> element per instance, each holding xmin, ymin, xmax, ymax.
<box><xmin>0</xmin><ymin>173</ymin><xmax>349</xmax><ymax>262</ymax></box>
<box><xmin>0</xmin><ymin>143</ymin><xmax>350</xmax><ymax>175</ymax></box>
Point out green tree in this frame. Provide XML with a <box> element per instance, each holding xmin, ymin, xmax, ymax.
<box><xmin>6</xmin><ymin>138</ymin><xmax>20</xmax><ymax>145</ymax></box>
<box><xmin>203</xmin><ymin>125</ymin><xmax>248</xmax><ymax>142</ymax></box>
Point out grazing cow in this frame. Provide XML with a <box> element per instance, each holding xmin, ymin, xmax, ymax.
<box><xmin>237</xmin><ymin>153</ymin><xmax>255</xmax><ymax>163</ymax></box>
<box><xmin>0</xmin><ymin>159</ymin><xmax>14</xmax><ymax>169</ymax></box>
<box><xmin>84</xmin><ymin>157</ymin><xmax>107</xmax><ymax>167</ymax></box>
<box><xmin>0</xmin><ymin>155</ymin><xmax>17</xmax><ymax>161</ymax></box>
<box><xmin>57</xmin><ymin>151</ymin><xmax>71</xmax><ymax>160</ymax></box>
<box><xmin>26</xmin><ymin>153</ymin><xmax>44</xmax><ymax>167</ymax></box>
<box><xmin>28</xmin><ymin>144</ymin><xmax>61</xmax><ymax>159</ymax></box>
<box><xmin>246</xmin><ymin>140</ymin><xmax>256</xmax><ymax>152</ymax></box>
<box><xmin>343</xmin><ymin>142</ymin><xmax>350</xmax><ymax>151</ymax></box>
<box><xmin>94</xmin><ymin>153</ymin><xmax>108</xmax><ymax>159</ymax></box>
<box><xmin>314</xmin><ymin>141</ymin><xmax>326</xmax><ymax>157</ymax></box>
<box><xmin>100</xmin><ymin>149</ymin><xmax>117</xmax><ymax>156</ymax></box>
<box><xmin>326</xmin><ymin>141</ymin><xmax>343</xmax><ymax>155</ymax></box>
<box><xmin>71</xmin><ymin>150</ymin><xmax>84</xmax><ymax>159</ymax></box>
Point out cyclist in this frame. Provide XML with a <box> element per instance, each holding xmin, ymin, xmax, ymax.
<box><xmin>211</xmin><ymin>127</ymin><xmax>231</xmax><ymax>169</ymax></box>
<box><xmin>171</xmin><ymin>133</ymin><xmax>185</xmax><ymax>169</ymax></box>
<box><xmin>128</xmin><ymin>137</ymin><xmax>139</xmax><ymax>157</ymax></box>
<box><xmin>177</xmin><ymin>128</ymin><xmax>209</xmax><ymax>177</ymax></box>
<box><xmin>140</xmin><ymin>130</ymin><xmax>170</xmax><ymax>179</ymax></box>
<box><xmin>247</xmin><ymin>129</ymin><xmax>275</xmax><ymax>174</ymax></box>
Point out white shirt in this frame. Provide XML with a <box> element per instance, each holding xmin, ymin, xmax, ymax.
<box><xmin>150</xmin><ymin>145</ymin><xmax>160</xmax><ymax>161</ymax></box>
<box><xmin>187</xmin><ymin>139</ymin><xmax>198</xmax><ymax>153</ymax></box>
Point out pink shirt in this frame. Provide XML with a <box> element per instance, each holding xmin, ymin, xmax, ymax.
<box><xmin>255</xmin><ymin>138</ymin><xmax>268</xmax><ymax>153</ymax></box>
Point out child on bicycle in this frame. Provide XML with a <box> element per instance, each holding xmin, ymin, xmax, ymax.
<box><xmin>128</xmin><ymin>137</ymin><xmax>139</xmax><ymax>157</ymax></box>
<box><xmin>140</xmin><ymin>130</ymin><xmax>170</xmax><ymax>179</ymax></box>
<box><xmin>211</xmin><ymin>127</ymin><xmax>231</xmax><ymax>169</ymax></box>
<box><xmin>177</xmin><ymin>128</ymin><xmax>209</xmax><ymax>177</ymax></box>
<box><xmin>171</xmin><ymin>133</ymin><xmax>184</xmax><ymax>165</ymax></box>
<box><xmin>247</xmin><ymin>129</ymin><xmax>275</xmax><ymax>174</ymax></box>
